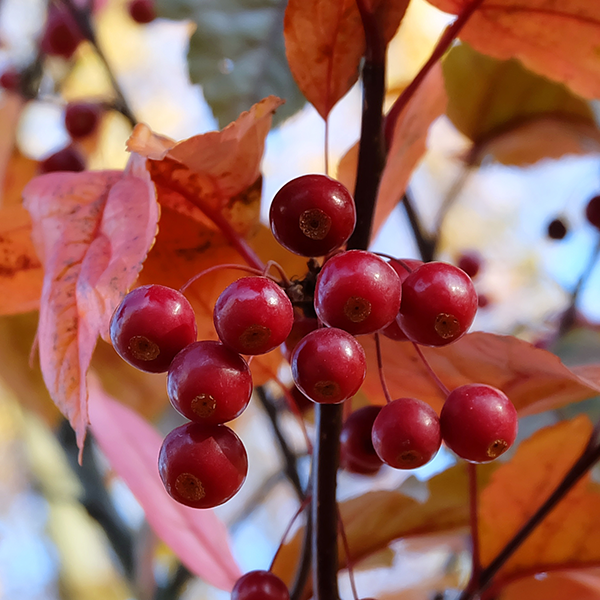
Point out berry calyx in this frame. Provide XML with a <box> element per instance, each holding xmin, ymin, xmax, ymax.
<box><xmin>213</xmin><ymin>277</ymin><xmax>294</xmax><ymax>355</ymax></box>
<box><xmin>340</xmin><ymin>405</ymin><xmax>383</xmax><ymax>474</ymax></box>
<box><xmin>397</xmin><ymin>262</ymin><xmax>477</xmax><ymax>346</ymax></box>
<box><xmin>371</xmin><ymin>398</ymin><xmax>441</xmax><ymax>469</ymax></box>
<box><xmin>159</xmin><ymin>422</ymin><xmax>247</xmax><ymax>509</ymax></box>
<box><xmin>291</xmin><ymin>327</ymin><xmax>366</xmax><ymax>404</ymax></box>
<box><xmin>128</xmin><ymin>0</ymin><xmax>156</xmax><ymax>24</ymax></box>
<box><xmin>269</xmin><ymin>174</ymin><xmax>356</xmax><ymax>256</ymax></box>
<box><xmin>167</xmin><ymin>341</ymin><xmax>253</xmax><ymax>425</ymax></box>
<box><xmin>547</xmin><ymin>218</ymin><xmax>568</xmax><ymax>240</ymax></box>
<box><xmin>39</xmin><ymin>145</ymin><xmax>86</xmax><ymax>173</ymax></box>
<box><xmin>110</xmin><ymin>284</ymin><xmax>197</xmax><ymax>373</ymax></box>
<box><xmin>314</xmin><ymin>250</ymin><xmax>402</xmax><ymax>335</ymax></box>
<box><xmin>440</xmin><ymin>384</ymin><xmax>518</xmax><ymax>463</ymax></box>
<box><xmin>585</xmin><ymin>195</ymin><xmax>600</xmax><ymax>230</ymax></box>
<box><xmin>231</xmin><ymin>570</ymin><xmax>290</xmax><ymax>600</ymax></box>
<box><xmin>65</xmin><ymin>102</ymin><xmax>101</xmax><ymax>139</ymax></box>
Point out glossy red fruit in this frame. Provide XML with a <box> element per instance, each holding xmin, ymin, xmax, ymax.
<box><xmin>291</xmin><ymin>327</ymin><xmax>366</xmax><ymax>404</ymax></box>
<box><xmin>477</xmin><ymin>293</ymin><xmax>490</xmax><ymax>309</ymax></box>
<box><xmin>41</xmin><ymin>7</ymin><xmax>83</xmax><ymax>59</ymax></box>
<box><xmin>457</xmin><ymin>251</ymin><xmax>482</xmax><ymax>279</ymax></box>
<box><xmin>65</xmin><ymin>102</ymin><xmax>101</xmax><ymax>139</ymax></box>
<box><xmin>314</xmin><ymin>250</ymin><xmax>402</xmax><ymax>335</ymax></box>
<box><xmin>585</xmin><ymin>195</ymin><xmax>600</xmax><ymax>230</ymax></box>
<box><xmin>110</xmin><ymin>284</ymin><xmax>197</xmax><ymax>373</ymax></box>
<box><xmin>281</xmin><ymin>313</ymin><xmax>318</xmax><ymax>362</ymax></box>
<box><xmin>39</xmin><ymin>145</ymin><xmax>86</xmax><ymax>173</ymax></box>
<box><xmin>381</xmin><ymin>259</ymin><xmax>422</xmax><ymax>341</ymax></box>
<box><xmin>547</xmin><ymin>218</ymin><xmax>568</xmax><ymax>240</ymax></box>
<box><xmin>167</xmin><ymin>341</ymin><xmax>252</xmax><ymax>424</ymax></box>
<box><xmin>371</xmin><ymin>398</ymin><xmax>441</xmax><ymax>469</ymax></box>
<box><xmin>269</xmin><ymin>174</ymin><xmax>356</xmax><ymax>257</ymax></box>
<box><xmin>213</xmin><ymin>277</ymin><xmax>294</xmax><ymax>355</ymax></box>
<box><xmin>232</xmin><ymin>570</ymin><xmax>290</xmax><ymax>600</ymax></box>
<box><xmin>0</xmin><ymin>68</ymin><xmax>20</xmax><ymax>92</ymax></box>
<box><xmin>440</xmin><ymin>384</ymin><xmax>518</xmax><ymax>463</ymax></box>
<box><xmin>340</xmin><ymin>405</ymin><xmax>383</xmax><ymax>474</ymax></box>
<box><xmin>397</xmin><ymin>261</ymin><xmax>477</xmax><ymax>346</ymax></box>
<box><xmin>159</xmin><ymin>422</ymin><xmax>247</xmax><ymax>509</ymax></box>
<box><xmin>128</xmin><ymin>0</ymin><xmax>156</xmax><ymax>24</ymax></box>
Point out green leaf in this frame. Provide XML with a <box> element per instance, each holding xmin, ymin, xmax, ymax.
<box><xmin>156</xmin><ymin>0</ymin><xmax>306</xmax><ymax>127</ymax></box>
<box><xmin>442</xmin><ymin>43</ymin><xmax>598</xmax><ymax>165</ymax></box>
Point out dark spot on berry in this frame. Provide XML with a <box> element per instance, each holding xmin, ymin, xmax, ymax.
<box><xmin>191</xmin><ymin>393</ymin><xmax>217</xmax><ymax>418</ymax></box>
<box><xmin>434</xmin><ymin>313</ymin><xmax>460</xmax><ymax>339</ymax></box>
<box><xmin>487</xmin><ymin>439</ymin><xmax>508</xmax><ymax>458</ymax></box>
<box><xmin>175</xmin><ymin>472</ymin><xmax>205</xmax><ymax>501</ymax></box>
<box><xmin>129</xmin><ymin>336</ymin><xmax>160</xmax><ymax>361</ymax></box>
<box><xmin>299</xmin><ymin>208</ymin><xmax>331</xmax><ymax>240</ymax></box>
<box><xmin>239</xmin><ymin>324</ymin><xmax>271</xmax><ymax>351</ymax></box>
<box><xmin>398</xmin><ymin>450</ymin><xmax>423</xmax><ymax>468</ymax></box>
<box><xmin>344</xmin><ymin>296</ymin><xmax>371</xmax><ymax>323</ymax></box>
<box><xmin>314</xmin><ymin>380</ymin><xmax>340</xmax><ymax>399</ymax></box>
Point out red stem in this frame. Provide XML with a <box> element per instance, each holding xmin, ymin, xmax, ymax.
<box><xmin>178</xmin><ymin>263</ymin><xmax>269</xmax><ymax>293</ymax></box>
<box><xmin>412</xmin><ymin>343</ymin><xmax>450</xmax><ymax>397</ymax></box>
<box><xmin>468</xmin><ymin>462</ymin><xmax>482</xmax><ymax>583</ymax></box>
<box><xmin>270</xmin><ymin>496</ymin><xmax>312</xmax><ymax>571</ymax></box>
<box><xmin>338</xmin><ymin>508</ymin><xmax>359</xmax><ymax>600</ymax></box>
<box><xmin>384</xmin><ymin>0</ymin><xmax>486</xmax><ymax>147</ymax></box>
<box><xmin>374</xmin><ymin>333</ymin><xmax>394</xmax><ymax>404</ymax></box>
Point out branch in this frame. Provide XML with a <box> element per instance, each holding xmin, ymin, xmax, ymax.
<box><xmin>402</xmin><ymin>190</ymin><xmax>435</xmax><ymax>262</ymax></box>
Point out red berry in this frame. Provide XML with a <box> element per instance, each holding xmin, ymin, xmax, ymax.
<box><xmin>269</xmin><ymin>174</ymin><xmax>356</xmax><ymax>257</ymax></box>
<box><xmin>440</xmin><ymin>384</ymin><xmax>518</xmax><ymax>463</ymax></box>
<box><xmin>547</xmin><ymin>218</ymin><xmax>568</xmax><ymax>240</ymax></box>
<box><xmin>291</xmin><ymin>327</ymin><xmax>366</xmax><ymax>404</ymax></box>
<box><xmin>288</xmin><ymin>384</ymin><xmax>314</xmax><ymax>414</ymax></box>
<box><xmin>314</xmin><ymin>250</ymin><xmax>402</xmax><ymax>335</ymax></box>
<box><xmin>159</xmin><ymin>422</ymin><xmax>247</xmax><ymax>509</ymax></box>
<box><xmin>110</xmin><ymin>284</ymin><xmax>197</xmax><ymax>373</ymax></box>
<box><xmin>585</xmin><ymin>195</ymin><xmax>600</xmax><ymax>230</ymax></box>
<box><xmin>371</xmin><ymin>398</ymin><xmax>441</xmax><ymax>469</ymax></box>
<box><xmin>457</xmin><ymin>251</ymin><xmax>482</xmax><ymax>279</ymax></box>
<box><xmin>128</xmin><ymin>0</ymin><xmax>156</xmax><ymax>24</ymax></box>
<box><xmin>340</xmin><ymin>405</ymin><xmax>383</xmax><ymax>474</ymax></box>
<box><xmin>281</xmin><ymin>313</ymin><xmax>318</xmax><ymax>362</ymax></box>
<box><xmin>0</xmin><ymin>68</ymin><xmax>20</xmax><ymax>92</ymax></box>
<box><xmin>381</xmin><ymin>259</ymin><xmax>422</xmax><ymax>341</ymax></box>
<box><xmin>41</xmin><ymin>7</ymin><xmax>83</xmax><ymax>59</ymax></box>
<box><xmin>65</xmin><ymin>102</ymin><xmax>101</xmax><ymax>139</ymax></box>
<box><xmin>477</xmin><ymin>293</ymin><xmax>490</xmax><ymax>309</ymax></box>
<box><xmin>232</xmin><ymin>570</ymin><xmax>290</xmax><ymax>600</ymax></box>
<box><xmin>213</xmin><ymin>277</ymin><xmax>294</xmax><ymax>355</ymax></box>
<box><xmin>167</xmin><ymin>341</ymin><xmax>252</xmax><ymax>424</ymax></box>
<box><xmin>39</xmin><ymin>145</ymin><xmax>86</xmax><ymax>173</ymax></box>
<box><xmin>397</xmin><ymin>262</ymin><xmax>477</xmax><ymax>346</ymax></box>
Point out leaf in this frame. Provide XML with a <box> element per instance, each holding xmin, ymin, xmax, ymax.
<box><xmin>442</xmin><ymin>43</ymin><xmax>599</xmax><ymax>164</ymax></box>
<box><xmin>500</xmin><ymin>570</ymin><xmax>600</xmax><ymax>600</ymax></box>
<box><xmin>0</xmin><ymin>94</ymin><xmax>26</xmax><ymax>208</ymax></box>
<box><xmin>0</xmin><ymin>205</ymin><xmax>44</xmax><ymax>315</ymax></box>
<box><xmin>425</xmin><ymin>0</ymin><xmax>600</xmax><ymax>100</ymax></box>
<box><xmin>155</xmin><ymin>0</ymin><xmax>305</xmax><ymax>127</ymax></box>
<box><xmin>22</xmin><ymin>157</ymin><xmax>159</xmax><ymax>450</ymax></box>
<box><xmin>375</xmin><ymin>63</ymin><xmax>447</xmax><ymax>233</ymax></box>
<box><xmin>284</xmin><ymin>0</ymin><xmax>409</xmax><ymax>119</ymax></box>
<box><xmin>272</xmin><ymin>462</ymin><xmax>497</xmax><ymax>590</ymax></box>
<box><xmin>88</xmin><ymin>379</ymin><xmax>241</xmax><ymax>591</ymax></box>
<box><xmin>2</xmin><ymin>150</ymin><xmax>39</xmax><ymax>208</ymax></box>
<box><xmin>480</xmin><ymin>416</ymin><xmax>600</xmax><ymax>583</ymax></box>
<box><xmin>361</xmin><ymin>332</ymin><xmax>600</xmax><ymax>416</ymax></box>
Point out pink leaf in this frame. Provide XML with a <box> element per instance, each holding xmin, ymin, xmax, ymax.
<box><xmin>22</xmin><ymin>156</ymin><xmax>159</xmax><ymax>451</ymax></box>
<box><xmin>88</xmin><ymin>379</ymin><xmax>241</xmax><ymax>591</ymax></box>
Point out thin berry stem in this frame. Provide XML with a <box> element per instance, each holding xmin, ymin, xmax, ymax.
<box><xmin>468</xmin><ymin>462</ymin><xmax>482</xmax><ymax>583</ymax></box>
<box><xmin>384</xmin><ymin>0</ymin><xmax>486</xmax><ymax>146</ymax></box>
<box><xmin>403</xmin><ymin>190</ymin><xmax>435</xmax><ymax>262</ymax></box>
<box><xmin>459</xmin><ymin>437</ymin><xmax>600</xmax><ymax>599</ymax></box>
<box><xmin>338</xmin><ymin>508</ymin><xmax>359</xmax><ymax>600</ymax></box>
<box><xmin>270</xmin><ymin>495</ymin><xmax>312</xmax><ymax>571</ymax></box>
<box><xmin>374</xmin><ymin>333</ymin><xmax>394</xmax><ymax>404</ymax></box>
<box><xmin>273</xmin><ymin>376</ymin><xmax>314</xmax><ymax>453</ymax></box>
<box><xmin>412</xmin><ymin>343</ymin><xmax>450</xmax><ymax>396</ymax></box>
<box><xmin>324</xmin><ymin>118</ymin><xmax>330</xmax><ymax>176</ymax></box>
<box><xmin>264</xmin><ymin>260</ymin><xmax>293</xmax><ymax>287</ymax></box>
<box><xmin>178</xmin><ymin>263</ymin><xmax>268</xmax><ymax>293</ymax></box>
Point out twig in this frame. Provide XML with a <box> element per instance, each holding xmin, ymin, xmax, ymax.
<box><xmin>402</xmin><ymin>190</ymin><xmax>435</xmax><ymax>262</ymax></box>
<box><xmin>412</xmin><ymin>343</ymin><xmax>450</xmax><ymax>396</ymax></box>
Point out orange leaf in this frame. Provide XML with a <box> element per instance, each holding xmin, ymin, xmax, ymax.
<box><xmin>500</xmin><ymin>570</ymin><xmax>600</xmax><ymax>600</ymax></box>
<box><xmin>480</xmin><ymin>416</ymin><xmax>600</xmax><ymax>582</ymax></box>
<box><xmin>426</xmin><ymin>0</ymin><xmax>600</xmax><ymax>100</ymax></box>
<box><xmin>284</xmin><ymin>0</ymin><xmax>409</xmax><ymax>119</ymax></box>
<box><xmin>22</xmin><ymin>157</ymin><xmax>159</xmax><ymax>450</ymax></box>
<box><xmin>0</xmin><ymin>205</ymin><xmax>43</xmax><ymax>315</ymax></box>
<box><xmin>361</xmin><ymin>333</ymin><xmax>600</xmax><ymax>415</ymax></box>
<box><xmin>0</xmin><ymin>93</ymin><xmax>25</xmax><ymax>208</ymax></box>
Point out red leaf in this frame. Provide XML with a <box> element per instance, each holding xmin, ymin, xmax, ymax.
<box><xmin>88</xmin><ymin>379</ymin><xmax>241</xmax><ymax>591</ymax></box>
<box><xmin>22</xmin><ymin>156</ymin><xmax>159</xmax><ymax>450</ymax></box>
<box><xmin>426</xmin><ymin>0</ymin><xmax>600</xmax><ymax>100</ymax></box>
